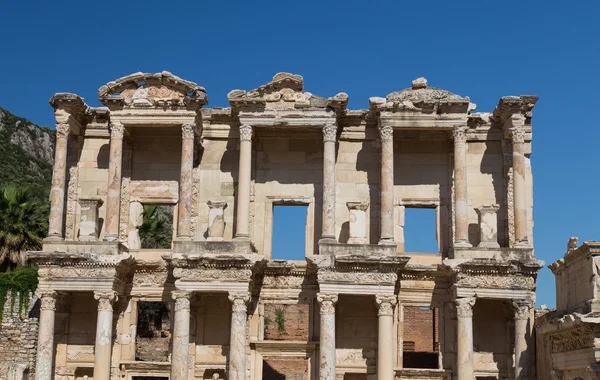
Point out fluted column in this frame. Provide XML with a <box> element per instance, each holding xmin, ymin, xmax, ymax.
<box><xmin>104</xmin><ymin>122</ymin><xmax>125</xmax><ymax>241</ymax></box>
<box><xmin>322</xmin><ymin>121</ymin><xmax>337</xmax><ymax>241</ymax></box>
<box><xmin>378</xmin><ymin>124</ymin><xmax>395</xmax><ymax>245</ymax></box>
<box><xmin>455</xmin><ymin>297</ymin><xmax>475</xmax><ymax>380</ymax></box>
<box><xmin>47</xmin><ymin>124</ymin><xmax>70</xmax><ymax>240</ymax></box>
<box><xmin>171</xmin><ymin>291</ymin><xmax>191</xmax><ymax>380</ymax></box>
<box><xmin>235</xmin><ymin>125</ymin><xmax>252</xmax><ymax>240</ymax></box>
<box><xmin>35</xmin><ymin>290</ymin><xmax>57</xmax><ymax>380</ymax></box>
<box><xmin>228</xmin><ymin>292</ymin><xmax>250</xmax><ymax>380</ymax></box>
<box><xmin>509</xmin><ymin>119</ymin><xmax>528</xmax><ymax>245</ymax></box>
<box><xmin>375</xmin><ymin>295</ymin><xmax>397</xmax><ymax>380</ymax></box>
<box><xmin>93</xmin><ymin>291</ymin><xmax>117</xmax><ymax>380</ymax></box>
<box><xmin>453</xmin><ymin>126</ymin><xmax>471</xmax><ymax>247</ymax></box>
<box><xmin>513</xmin><ymin>301</ymin><xmax>531</xmax><ymax>380</ymax></box>
<box><xmin>177</xmin><ymin>123</ymin><xmax>196</xmax><ymax>239</ymax></box>
<box><xmin>317</xmin><ymin>293</ymin><xmax>338</xmax><ymax>380</ymax></box>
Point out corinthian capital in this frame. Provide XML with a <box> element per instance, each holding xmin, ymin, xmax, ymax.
<box><xmin>317</xmin><ymin>293</ymin><xmax>338</xmax><ymax>315</ymax></box>
<box><xmin>452</xmin><ymin>126</ymin><xmax>468</xmax><ymax>143</ymax></box>
<box><xmin>455</xmin><ymin>297</ymin><xmax>476</xmax><ymax>318</ymax></box>
<box><xmin>322</xmin><ymin>121</ymin><xmax>337</xmax><ymax>142</ymax></box>
<box><xmin>55</xmin><ymin>123</ymin><xmax>70</xmax><ymax>138</ymax></box>
<box><xmin>228</xmin><ymin>291</ymin><xmax>250</xmax><ymax>313</ymax></box>
<box><xmin>172</xmin><ymin>290</ymin><xmax>192</xmax><ymax>312</ymax></box>
<box><xmin>378</xmin><ymin>124</ymin><xmax>393</xmax><ymax>142</ymax></box>
<box><xmin>37</xmin><ymin>290</ymin><xmax>57</xmax><ymax>311</ymax></box>
<box><xmin>94</xmin><ymin>291</ymin><xmax>118</xmax><ymax>311</ymax></box>
<box><xmin>110</xmin><ymin>122</ymin><xmax>125</xmax><ymax>139</ymax></box>
<box><xmin>375</xmin><ymin>295</ymin><xmax>397</xmax><ymax>316</ymax></box>
<box><xmin>509</xmin><ymin>125</ymin><xmax>526</xmax><ymax>144</ymax></box>
<box><xmin>239</xmin><ymin>125</ymin><xmax>252</xmax><ymax>141</ymax></box>
<box><xmin>513</xmin><ymin>301</ymin><xmax>531</xmax><ymax>321</ymax></box>
<box><xmin>181</xmin><ymin>123</ymin><xmax>196</xmax><ymax>140</ymax></box>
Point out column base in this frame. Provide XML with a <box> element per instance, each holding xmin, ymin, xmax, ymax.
<box><xmin>175</xmin><ymin>235</ymin><xmax>193</xmax><ymax>241</ymax></box>
<box><xmin>477</xmin><ymin>242</ymin><xmax>500</xmax><ymax>248</ymax></box>
<box><xmin>319</xmin><ymin>237</ymin><xmax>337</xmax><ymax>245</ymax></box>
<box><xmin>378</xmin><ymin>238</ymin><xmax>395</xmax><ymax>246</ymax></box>
<box><xmin>233</xmin><ymin>234</ymin><xmax>250</xmax><ymax>241</ymax></box>
<box><xmin>454</xmin><ymin>240</ymin><xmax>472</xmax><ymax>248</ymax></box>
<box><xmin>515</xmin><ymin>239</ymin><xmax>531</xmax><ymax>248</ymax></box>
<box><xmin>44</xmin><ymin>235</ymin><xmax>63</xmax><ymax>242</ymax></box>
<box><xmin>103</xmin><ymin>234</ymin><xmax>118</xmax><ymax>242</ymax></box>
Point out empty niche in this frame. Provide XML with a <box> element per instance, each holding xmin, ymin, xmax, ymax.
<box><xmin>135</xmin><ymin>301</ymin><xmax>171</xmax><ymax>362</ymax></box>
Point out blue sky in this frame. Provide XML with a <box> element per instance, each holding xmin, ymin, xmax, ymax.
<box><xmin>1</xmin><ymin>0</ymin><xmax>598</xmax><ymax>307</ymax></box>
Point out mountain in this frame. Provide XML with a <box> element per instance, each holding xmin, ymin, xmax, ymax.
<box><xmin>0</xmin><ymin>107</ymin><xmax>55</xmax><ymax>198</ymax></box>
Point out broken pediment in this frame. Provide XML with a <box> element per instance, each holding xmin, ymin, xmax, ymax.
<box><xmin>97</xmin><ymin>71</ymin><xmax>208</xmax><ymax>110</ymax></box>
<box><xmin>228</xmin><ymin>72</ymin><xmax>348</xmax><ymax>112</ymax></box>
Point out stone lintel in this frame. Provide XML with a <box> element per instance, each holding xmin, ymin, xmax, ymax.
<box><xmin>444</xmin><ymin>257</ymin><xmax>544</xmax><ymax>276</ymax></box>
<box><xmin>171</xmin><ymin>240</ymin><xmax>257</xmax><ymax>255</ymax></box>
<box><xmin>39</xmin><ymin>240</ymin><xmax>128</xmax><ymax>256</ymax></box>
<box><xmin>237</xmin><ymin>111</ymin><xmax>336</xmax><ymax>129</ymax></box>
<box><xmin>394</xmin><ymin>369</ymin><xmax>452</xmax><ymax>379</ymax></box>
<box><xmin>379</xmin><ymin>112</ymin><xmax>469</xmax><ymax>129</ymax></box>
<box><xmin>450</xmin><ymin>246</ymin><xmax>536</xmax><ymax>261</ymax></box>
<box><xmin>318</xmin><ymin>240</ymin><xmax>397</xmax><ymax>257</ymax></box>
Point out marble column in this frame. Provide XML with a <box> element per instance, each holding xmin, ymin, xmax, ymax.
<box><xmin>235</xmin><ymin>125</ymin><xmax>252</xmax><ymax>240</ymax></box>
<box><xmin>453</xmin><ymin>126</ymin><xmax>471</xmax><ymax>247</ymax></box>
<box><xmin>513</xmin><ymin>301</ymin><xmax>531</xmax><ymax>380</ymax></box>
<box><xmin>104</xmin><ymin>122</ymin><xmax>125</xmax><ymax>241</ymax></box>
<box><xmin>171</xmin><ymin>291</ymin><xmax>192</xmax><ymax>380</ymax></box>
<box><xmin>455</xmin><ymin>297</ymin><xmax>475</xmax><ymax>380</ymax></box>
<box><xmin>35</xmin><ymin>290</ymin><xmax>57</xmax><ymax>380</ymax></box>
<box><xmin>177</xmin><ymin>123</ymin><xmax>196</xmax><ymax>240</ymax></box>
<box><xmin>47</xmin><ymin>124</ymin><xmax>70</xmax><ymax>240</ymax></box>
<box><xmin>509</xmin><ymin>120</ymin><xmax>528</xmax><ymax>245</ymax></box>
<box><xmin>228</xmin><ymin>292</ymin><xmax>250</xmax><ymax>380</ymax></box>
<box><xmin>375</xmin><ymin>295</ymin><xmax>397</xmax><ymax>380</ymax></box>
<box><xmin>378</xmin><ymin>124</ymin><xmax>395</xmax><ymax>245</ymax></box>
<box><xmin>93</xmin><ymin>291</ymin><xmax>117</xmax><ymax>380</ymax></box>
<box><xmin>317</xmin><ymin>293</ymin><xmax>338</xmax><ymax>380</ymax></box>
<box><xmin>321</xmin><ymin>121</ymin><xmax>337</xmax><ymax>241</ymax></box>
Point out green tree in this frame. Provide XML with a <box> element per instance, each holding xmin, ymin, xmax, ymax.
<box><xmin>0</xmin><ymin>186</ymin><xmax>48</xmax><ymax>271</ymax></box>
<box><xmin>139</xmin><ymin>205</ymin><xmax>172</xmax><ymax>249</ymax></box>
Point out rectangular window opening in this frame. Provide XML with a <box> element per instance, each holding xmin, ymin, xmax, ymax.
<box><xmin>403</xmin><ymin>306</ymin><xmax>439</xmax><ymax>369</ymax></box>
<box><xmin>271</xmin><ymin>205</ymin><xmax>308</xmax><ymax>260</ymax></box>
<box><xmin>135</xmin><ymin>301</ymin><xmax>171</xmax><ymax>362</ymax></box>
<box><xmin>404</xmin><ymin>207</ymin><xmax>438</xmax><ymax>253</ymax></box>
<box><xmin>140</xmin><ymin>204</ymin><xmax>173</xmax><ymax>249</ymax></box>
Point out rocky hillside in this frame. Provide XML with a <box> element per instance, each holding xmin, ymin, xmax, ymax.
<box><xmin>0</xmin><ymin>107</ymin><xmax>55</xmax><ymax>197</ymax></box>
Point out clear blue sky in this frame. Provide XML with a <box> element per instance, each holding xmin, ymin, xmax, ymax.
<box><xmin>1</xmin><ymin>1</ymin><xmax>598</xmax><ymax>308</ymax></box>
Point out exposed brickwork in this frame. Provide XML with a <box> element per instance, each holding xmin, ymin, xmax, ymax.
<box><xmin>263</xmin><ymin>303</ymin><xmax>309</xmax><ymax>341</ymax></box>
<box><xmin>403</xmin><ymin>306</ymin><xmax>439</xmax><ymax>352</ymax></box>
<box><xmin>262</xmin><ymin>357</ymin><xmax>308</xmax><ymax>380</ymax></box>
<box><xmin>0</xmin><ymin>292</ymin><xmax>39</xmax><ymax>380</ymax></box>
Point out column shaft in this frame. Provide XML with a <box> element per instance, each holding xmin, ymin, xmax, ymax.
<box><xmin>453</xmin><ymin>126</ymin><xmax>471</xmax><ymax>246</ymax></box>
<box><xmin>47</xmin><ymin>125</ymin><xmax>70</xmax><ymax>239</ymax></box>
<box><xmin>514</xmin><ymin>303</ymin><xmax>530</xmax><ymax>380</ymax></box>
<box><xmin>228</xmin><ymin>292</ymin><xmax>250</xmax><ymax>380</ymax></box>
<box><xmin>379</xmin><ymin>124</ymin><xmax>394</xmax><ymax>244</ymax></box>
<box><xmin>93</xmin><ymin>291</ymin><xmax>117</xmax><ymax>380</ymax></box>
<box><xmin>322</xmin><ymin>122</ymin><xmax>337</xmax><ymax>241</ymax></box>
<box><xmin>510</xmin><ymin>124</ymin><xmax>528</xmax><ymax>244</ymax></box>
<box><xmin>177</xmin><ymin>123</ymin><xmax>195</xmax><ymax>239</ymax></box>
<box><xmin>376</xmin><ymin>295</ymin><xmax>397</xmax><ymax>380</ymax></box>
<box><xmin>171</xmin><ymin>291</ymin><xmax>191</xmax><ymax>380</ymax></box>
<box><xmin>235</xmin><ymin>125</ymin><xmax>252</xmax><ymax>239</ymax></box>
<box><xmin>455</xmin><ymin>298</ymin><xmax>475</xmax><ymax>380</ymax></box>
<box><xmin>317</xmin><ymin>293</ymin><xmax>338</xmax><ymax>380</ymax></box>
<box><xmin>35</xmin><ymin>291</ymin><xmax>57</xmax><ymax>380</ymax></box>
<box><xmin>104</xmin><ymin>122</ymin><xmax>125</xmax><ymax>241</ymax></box>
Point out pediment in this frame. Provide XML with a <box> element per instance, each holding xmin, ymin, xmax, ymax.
<box><xmin>98</xmin><ymin>71</ymin><xmax>208</xmax><ymax>110</ymax></box>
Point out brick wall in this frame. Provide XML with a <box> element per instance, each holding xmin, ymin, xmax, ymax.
<box><xmin>403</xmin><ymin>306</ymin><xmax>438</xmax><ymax>352</ymax></box>
<box><xmin>263</xmin><ymin>303</ymin><xmax>309</xmax><ymax>341</ymax></box>
<box><xmin>262</xmin><ymin>357</ymin><xmax>308</xmax><ymax>380</ymax></box>
<box><xmin>0</xmin><ymin>291</ymin><xmax>39</xmax><ymax>380</ymax></box>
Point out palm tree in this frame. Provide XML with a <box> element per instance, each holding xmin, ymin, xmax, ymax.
<box><xmin>0</xmin><ymin>186</ymin><xmax>47</xmax><ymax>271</ymax></box>
<box><xmin>139</xmin><ymin>205</ymin><xmax>172</xmax><ymax>249</ymax></box>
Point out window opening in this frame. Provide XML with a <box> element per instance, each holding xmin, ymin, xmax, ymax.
<box><xmin>404</xmin><ymin>207</ymin><xmax>438</xmax><ymax>253</ymax></box>
<box><xmin>271</xmin><ymin>205</ymin><xmax>308</xmax><ymax>260</ymax></box>
<box><xmin>140</xmin><ymin>205</ymin><xmax>173</xmax><ymax>249</ymax></box>
<box><xmin>403</xmin><ymin>306</ymin><xmax>439</xmax><ymax>369</ymax></box>
<box><xmin>135</xmin><ymin>301</ymin><xmax>171</xmax><ymax>362</ymax></box>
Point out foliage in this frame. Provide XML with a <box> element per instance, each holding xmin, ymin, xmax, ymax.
<box><xmin>0</xmin><ymin>266</ymin><xmax>38</xmax><ymax>322</ymax></box>
<box><xmin>139</xmin><ymin>205</ymin><xmax>173</xmax><ymax>249</ymax></box>
<box><xmin>0</xmin><ymin>186</ymin><xmax>48</xmax><ymax>271</ymax></box>
<box><xmin>137</xmin><ymin>301</ymin><xmax>169</xmax><ymax>338</ymax></box>
<box><xmin>275</xmin><ymin>307</ymin><xmax>286</xmax><ymax>335</ymax></box>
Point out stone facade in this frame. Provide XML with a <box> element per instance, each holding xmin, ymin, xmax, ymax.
<box><xmin>21</xmin><ymin>71</ymin><xmax>543</xmax><ymax>379</ymax></box>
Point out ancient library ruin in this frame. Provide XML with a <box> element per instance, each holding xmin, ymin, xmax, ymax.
<box><xmin>9</xmin><ymin>71</ymin><xmax>558</xmax><ymax>380</ymax></box>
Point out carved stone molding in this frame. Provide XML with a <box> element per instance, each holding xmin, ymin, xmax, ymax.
<box><xmin>181</xmin><ymin>123</ymin><xmax>196</xmax><ymax>140</ymax></box>
<box><xmin>457</xmin><ymin>274</ymin><xmax>535</xmax><ymax>290</ymax></box>
<box><xmin>455</xmin><ymin>297</ymin><xmax>476</xmax><ymax>318</ymax></box>
<box><xmin>174</xmin><ymin>268</ymin><xmax>252</xmax><ymax>282</ymax></box>
<box><xmin>513</xmin><ymin>301</ymin><xmax>531</xmax><ymax>320</ymax></box>
<box><xmin>322</xmin><ymin>122</ymin><xmax>337</xmax><ymax>142</ymax></box>
<box><xmin>228</xmin><ymin>291</ymin><xmax>250</xmax><ymax>313</ymax></box>
<box><xmin>37</xmin><ymin>290</ymin><xmax>57</xmax><ymax>311</ymax></box>
<box><xmin>94</xmin><ymin>291</ymin><xmax>118</xmax><ymax>311</ymax></box>
<box><xmin>318</xmin><ymin>271</ymin><xmax>397</xmax><ymax>286</ymax></box>
<box><xmin>55</xmin><ymin>123</ymin><xmax>70</xmax><ymax>138</ymax></box>
<box><xmin>509</xmin><ymin>125</ymin><xmax>526</xmax><ymax>144</ymax></box>
<box><xmin>172</xmin><ymin>290</ymin><xmax>191</xmax><ymax>312</ymax></box>
<box><xmin>317</xmin><ymin>293</ymin><xmax>338</xmax><ymax>315</ymax></box>
<box><xmin>378</xmin><ymin>124</ymin><xmax>393</xmax><ymax>142</ymax></box>
<box><xmin>375</xmin><ymin>295</ymin><xmax>397</xmax><ymax>316</ymax></box>
<box><xmin>110</xmin><ymin>122</ymin><xmax>125</xmax><ymax>139</ymax></box>
<box><xmin>239</xmin><ymin>125</ymin><xmax>252</xmax><ymax>141</ymax></box>
<box><xmin>452</xmin><ymin>125</ymin><xmax>468</xmax><ymax>143</ymax></box>
<box><xmin>551</xmin><ymin>325</ymin><xmax>600</xmax><ymax>353</ymax></box>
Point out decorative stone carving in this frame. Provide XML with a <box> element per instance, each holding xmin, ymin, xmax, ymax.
<box><xmin>455</xmin><ymin>297</ymin><xmax>476</xmax><ymax>318</ymax></box>
<box><xmin>109</xmin><ymin>122</ymin><xmax>125</xmax><ymax>139</ymax></box>
<box><xmin>322</xmin><ymin>122</ymin><xmax>337</xmax><ymax>142</ymax></box>
<box><xmin>228</xmin><ymin>291</ymin><xmax>250</xmax><ymax>313</ymax></box>
<box><xmin>37</xmin><ymin>290</ymin><xmax>57</xmax><ymax>311</ymax></box>
<box><xmin>509</xmin><ymin>124</ymin><xmax>526</xmax><ymax>144</ymax></box>
<box><xmin>94</xmin><ymin>291</ymin><xmax>117</xmax><ymax>311</ymax></box>
<box><xmin>78</xmin><ymin>197</ymin><xmax>103</xmax><ymax>241</ymax></box>
<box><xmin>513</xmin><ymin>301</ymin><xmax>530</xmax><ymax>320</ymax></box>
<box><xmin>127</xmin><ymin>201</ymin><xmax>143</xmax><ymax>249</ymax></box>
<box><xmin>457</xmin><ymin>274</ymin><xmax>535</xmax><ymax>290</ymax></box>
<box><xmin>228</xmin><ymin>292</ymin><xmax>250</xmax><ymax>380</ymax></box>
<box><xmin>181</xmin><ymin>123</ymin><xmax>196</xmax><ymax>140</ymax></box>
<box><xmin>375</xmin><ymin>295</ymin><xmax>397</xmax><ymax>316</ymax></box>
<box><xmin>452</xmin><ymin>125</ymin><xmax>468</xmax><ymax>143</ymax></box>
<box><xmin>172</xmin><ymin>290</ymin><xmax>191</xmax><ymax>312</ymax></box>
<box><xmin>347</xmin><ymin>202</ymin><xmax>369</xmax><ymax>244</ymax></box>
<box><xmin>317</xmin><ymin>293</ymin><xmax>338</xmax><ymax>315</ymax></box>
<box><xmin>378</xmin><ymin>124</ymin><xmax>393</xmax><ymax>142</ymax></box>
<box><xmin>207</xmin><ymin>201</ymin><xmax>227</xmax><ymax>241</ymax></box>
<box><xmin>239</xmin><ymin>125</ymin><xmax>252</xmax><ymax>141</ymax></box>
<box><xmin>318</xmin><ymin>271</ymin><xmax>397</xmax><ymax>286</ymax></box>
<box><xmin>174</xmin><ymin>268</ymin><xmax>252</xmax><ymax>282</ymax></box>
<box><xmin>568</xmin><ymin>236</ymin><xmax>579</xmax><ymax>252</ymax></box>
<box><xmin>474</xmin><ymin>204</ymin><xmax>500</xmax><ymax>248</ymax></box>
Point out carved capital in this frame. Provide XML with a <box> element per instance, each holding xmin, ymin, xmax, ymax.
<box><xmin>452</xmin><ymin>125</ymin><xmax>468</xmax><ymax>143</ymax></box>
<box><xmin>378</xmin><ymin>124</ymin><xmax>393</xmax><ymax>142</ymax></box>
<box><xmin>317</xmin><ymin>293</ymin><xmax>338</xmax><ymax>315</ymax></box>
<box><xmin>37</xmin><ymin>290</ymin><xmax>57</xmax><ymax>311</ymax></box>
<box><xmin>181</xmin><ymin>123</ymin><xmax>196</xmax><ymax>140</ymax></box>
<box><xmin>455</xmin><ymin>297</ymin><xmax>476</xmax><ymax>318</ymax></box>
<box><xmin>55</xmin><ymin>123</ymin><xmax>71</xmax><ymax>138</ymax></box>
<box><xmin>322</xmin><ymin>121</ymin><xmax>337</xmax><ymax>142</ymax></box>
<box><xmin>172</xmin><ymin>290</ymin><xmax>191</xmax><ymax>312</ymax></box>
<box><xmin>513</xmin><ymin>301</ymin><xmax>531</xmax><ymax>321</ymax></box>
<box><xmin>509</xmin><ymin>125</ymin><xmax>526</xmax><ymax>144</ymax></box>
<box><xmin>239</xmin><ymin>125</ymin><xmax>252</xmax><ymax>141</ymax></box>
<box><xmin>228</xmin><ymin>291</ymin><xmax>250</xmax><ymax>313</ymax></box>
<box><xmin>110</xmin><ymin>122</ymin><xmax>125</xmax><ymax>139</ymax></box>
<box><xmin>94</xmin><ymin>291</ymin><xmax>118</xmax><ymax>311</ymax></box>
<box><xmin>375</xmin><ymin>295</ymin><xmax>397</xmax><ymax>316</ymax></box>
